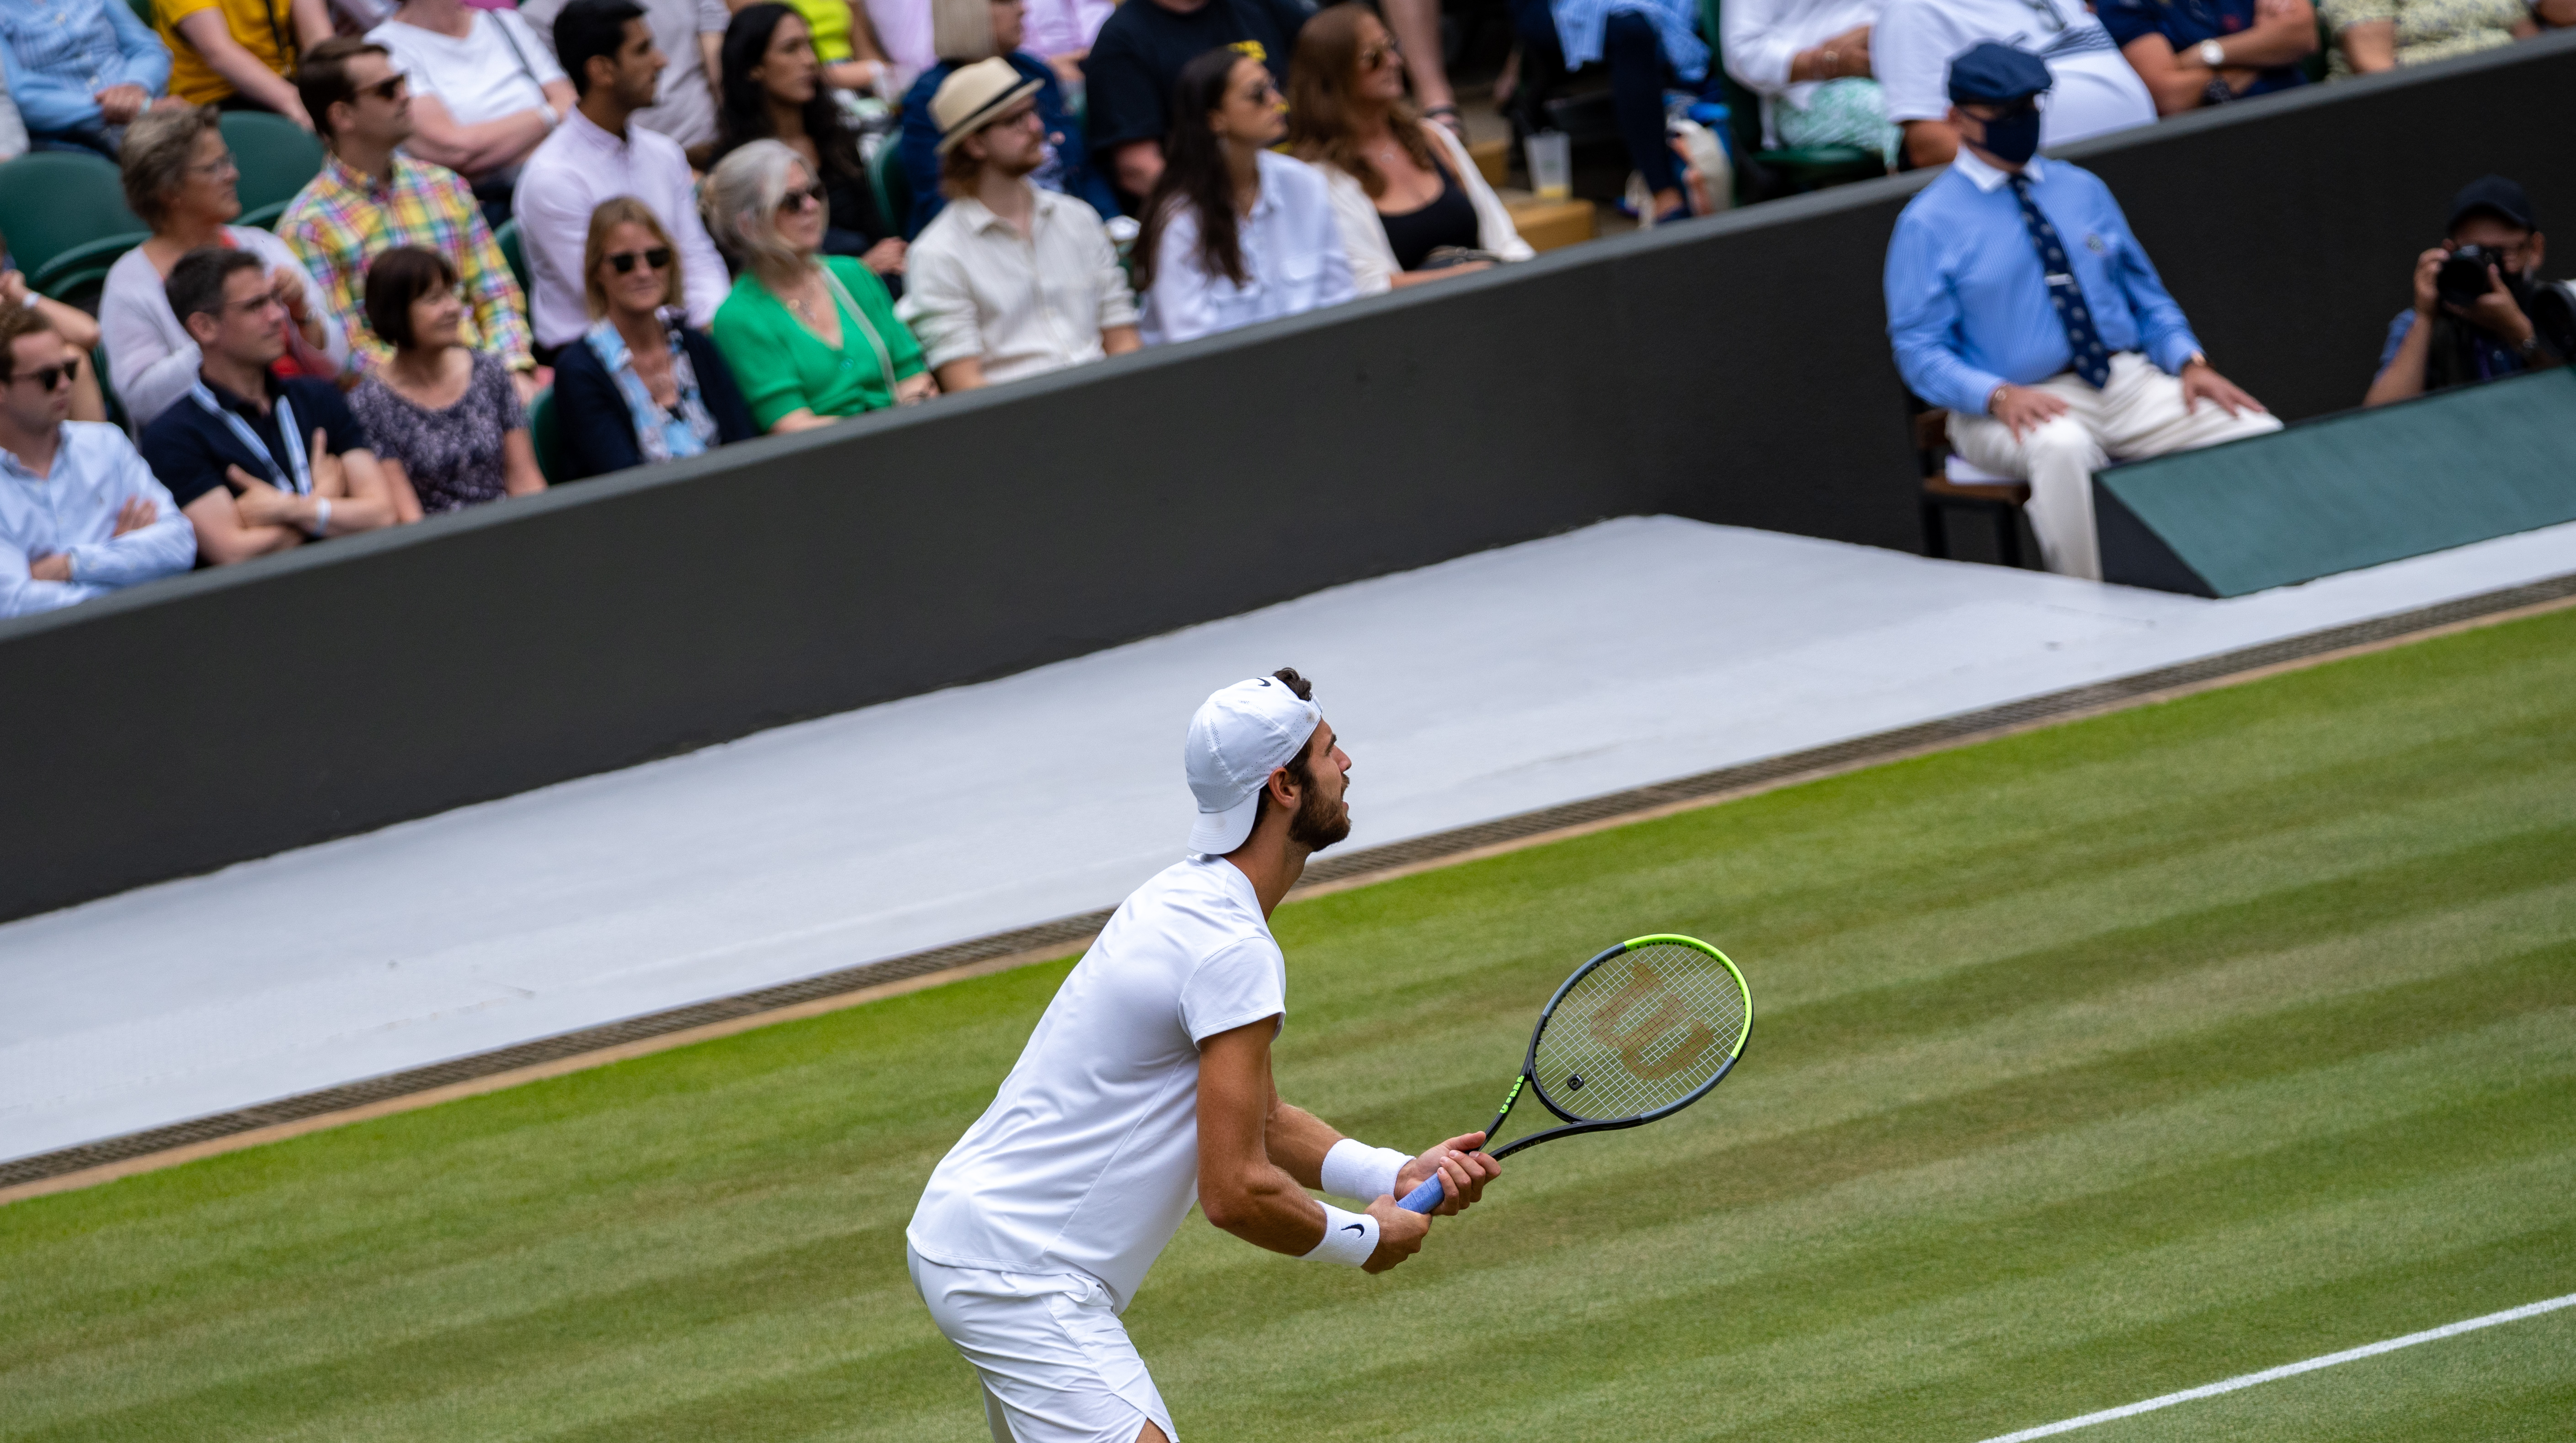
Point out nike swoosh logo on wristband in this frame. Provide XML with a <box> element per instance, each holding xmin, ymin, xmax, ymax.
<box><xmin>1343</xmin><ymin>1224</ymin><xmax>1365</xmax><ymax>1235</ymax></box>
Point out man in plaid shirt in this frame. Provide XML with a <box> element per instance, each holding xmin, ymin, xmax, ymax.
<box><xmin>278</xmin><ymin>37</ymin><xmax>541</xmax><ymax>396</ymax></box>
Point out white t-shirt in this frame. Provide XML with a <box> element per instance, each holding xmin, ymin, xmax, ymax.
<box><xmin>909</xmin><ymin>856</ymin><xmax>1288</xmax><ymax>1309</ymax></box>
<box><xmin>1872</xmin><ymin>0</ymin><xmax>2153</xmax><ymax>147</ymax></box>
<box><xmin>369</xmin><ymin>11</ymin><xmax>565</xmax><ymax>129</ymax></box>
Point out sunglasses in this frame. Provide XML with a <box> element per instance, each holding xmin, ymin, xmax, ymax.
<box><xmin>362</xmin><ymin>72</ymin><xmax>409</xmax><ymax>102</ymax></box>
<box><xmin>11</xmin><ymin>355</ymin><xmax>81</xmax><ymax>391</ymax></box>
<box><xmin>1360</xmin><ymin>41</ymin><xmax>1400</xmax><ymax>70</ymax></box>
<box><xmin>777</xmin><ymin>182</ymin><xmax>828</xmax><ymax>211</ymax></box>
<box><xmin>606</xmin><ymin>246</ymin><xmax>673</xmax><ymax>273</ymax></box>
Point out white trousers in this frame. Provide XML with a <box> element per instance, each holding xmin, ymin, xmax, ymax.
<box><xmin>909</xmin><ymin>1246</ymin><xmax>1177</xmax><ymax>1443</ymax></box>
<box><xmin>1947</xmin><ymin>351</ymin><xmax>2283</xmax><ymax>580</ymax></box>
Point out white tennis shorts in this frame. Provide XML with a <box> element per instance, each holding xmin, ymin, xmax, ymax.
<box><xmin>908</xmin><ymin>1246</ymin><xmax>1179</xmax><ymax>1443</ymax></box>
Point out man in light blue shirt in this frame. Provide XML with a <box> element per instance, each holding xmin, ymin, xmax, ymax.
<box><xmin>0</xmin><ymin>306</ymin><xmax>195</xmax><ymax>617</ymax></box>
<box><xmin>0</xmin><ymin>0</ymin><xmax>173</xmax><ymax>157</ymax></box>
<box><xmin>1884</xmin><ymin>42</ymin><xmax>2276</xmax><ymax>579</ymax></box>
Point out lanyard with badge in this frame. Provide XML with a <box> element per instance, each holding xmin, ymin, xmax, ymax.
<box><xmin>190</xmin><ymin>382</ymin><xmax>312</xmax><ymax>496</ymax></box>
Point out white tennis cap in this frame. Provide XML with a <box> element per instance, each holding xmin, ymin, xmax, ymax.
<box><xmin>1184</xmin><ymin>674</ymin><xmax>1322</xmax><ymax>856</ymax></box>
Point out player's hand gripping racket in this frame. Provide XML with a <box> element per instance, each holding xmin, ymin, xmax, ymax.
<box><xmin>1399</xmin><ymin>934</ymin><xmax>1752</xmax><ymax>1212</ymax></box>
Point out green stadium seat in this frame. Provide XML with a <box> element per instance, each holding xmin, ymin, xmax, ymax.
<box><xmin>219</xmin><ymin>111</ymin><xmax>325</xmax><ymax>231</ymax></box>
<box><xmin>496</xmin><ymin>218</ymin><xmax>531</xmax><ymax>296</ymax></box>
<box><xmin>528</xmin><ymin>386</ymin><xmax>563</xmax><ymax>484</ymax></box>
<box><xmin>126</xmin><ymin>0</ymin><xmax>150</xmax><ymax>25</ymax></box>
<box><xmin>870</xmin><ymin>143</ymin><xmax>910</xmax><ymax>239</ymax></box>
<box><xmin>0</xmin><ymin>150</ymin><xmax>148</xmax><ymax>298</ymax></box>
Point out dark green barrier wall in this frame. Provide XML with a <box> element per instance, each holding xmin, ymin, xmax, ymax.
<box><xmin>2097</xmin><ymin>369</ymin><xmax>2576</xmax><ymax>597</ymax></box>
<box><xmin>1</xmin><ymin>35</ymin><xmax>2572</xmax><ymax>922</ymax></box>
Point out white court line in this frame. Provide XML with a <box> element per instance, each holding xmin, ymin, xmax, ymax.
<box><xmin>1975</xmin><ymin>1293</ymin><xmax>2576</xmax><ymax>1442</ymax></box>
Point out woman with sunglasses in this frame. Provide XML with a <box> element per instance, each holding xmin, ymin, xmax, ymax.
<box><xmin>713</xmin><ymin>5</ymin><xmax>907</xmax><ymax>292</ymax></box>
<box><xmin>707</xmin><ymin>139</ymin><xmax>933</xmax><ymax>433</ymax></box>
<box><xmin>1286</xmin><ymin>4</ymin><xmax>1531</xmax><ymax>296</ymax></box>
<box><xmin>1136</xmin><ymin>48</ymin><xmax>1352</xmax><ymax>346</ymax></box>
<box><xmin>100</xmin><ymin>104</ymin><xmax>347</xmax><ymax>430</ymax></box>
<box><xmin>349</xmin><ymin>246</ymin><xmax>546</xmax><ymax>518</ymax></box>
<box><xmin>552</xmin><ymin>198</ymin><xmax>758</xmax><ymax>480</ymax></box>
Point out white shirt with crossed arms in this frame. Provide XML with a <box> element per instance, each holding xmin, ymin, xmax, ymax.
<box><xmin>908</xmin><ymin>855</ymin><xmax>1288</xmax><ymax>1310</ymax></box>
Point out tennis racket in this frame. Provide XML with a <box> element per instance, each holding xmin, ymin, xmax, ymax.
<box><xmin>1398</xmin><ymin>934</ymin><xmax>1752</xmax><ymax>1212</ymax></box>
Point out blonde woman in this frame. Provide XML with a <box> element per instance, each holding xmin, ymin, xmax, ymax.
<box><xmin>553</xmin><ymin>197</ymin><xmax>758</xmax><ymax>479</ymax></box>
<box><xmin>101</xmin><ymin>104</ymin><xmax>347</xmax><ymax>429</ymax></box>
<box><xmin>706</xmin><ymin>138</ymin><xmax>932</xmax><ymax>433</ymax></box>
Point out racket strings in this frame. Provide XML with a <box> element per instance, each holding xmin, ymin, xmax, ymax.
<box><xmin>1533</xmin><ymin>944</ymin><xmax>1747</xmax><ymax>1122</ymax></box>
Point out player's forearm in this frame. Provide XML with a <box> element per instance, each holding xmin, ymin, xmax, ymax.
<box><xmin>1199</xmin><ymin>1162</ymin><xmax>1329</xmax><ymax>1255</ymax></box>
<box><xmin>1264</xmin><ymin>1102</ymin><xmax>1343</xmax><ymax>1189</ymax></box>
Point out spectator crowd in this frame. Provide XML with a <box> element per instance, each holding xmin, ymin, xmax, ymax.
<box><xmin>2</xmin><ymin>0</ymin><xmax>2570</xmax><ymax>613</ymax></box>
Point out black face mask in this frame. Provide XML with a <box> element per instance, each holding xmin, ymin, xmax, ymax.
<box><xmin>1976</xmin><ymin>103</ymin><xmax>2043</xmax><ymax>166</ymax></box>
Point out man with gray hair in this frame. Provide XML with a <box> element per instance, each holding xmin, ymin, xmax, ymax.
<box><xmin>908</xmin><ymin>668</ymin><xmax>1499</xmax><ymax>1443</ymax></box>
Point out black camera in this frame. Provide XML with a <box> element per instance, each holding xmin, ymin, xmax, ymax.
<box><xmin>2437</xmin><ymin>244</ymin><xmax>2515</xmax><ymax>307</ymax></box>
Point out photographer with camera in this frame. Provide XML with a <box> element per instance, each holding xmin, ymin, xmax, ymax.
<box><xmin>2364</xmin><ymin>176</ymin><xmax>2574</xmax><ymax>408</ymax></box>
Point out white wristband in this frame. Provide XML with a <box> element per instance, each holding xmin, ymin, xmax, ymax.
<box><xmin>1300</xmin><ymin>1202</ymin><xmax>1378</xmax><ymax>1267</ymax></box>
<box><xmin>1320</xmin><ymin>1138</ymin><xmax>1409</xmax><ymax>1203</ymax></box>
<box><xmin>305</xmin><ymin>497</ymin><xmax>331</xmax><ymax>537</ymax></box>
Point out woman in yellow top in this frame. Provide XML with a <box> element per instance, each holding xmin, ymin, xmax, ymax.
<box><xmin>155</xmin><ymin>0</ymin><xmax>334</xmax><ymax>126</ymax></box>
<box><xmin>706</xmin><ymin>138</ymin><xmax>932</xmax><ymax>432</ymax></box>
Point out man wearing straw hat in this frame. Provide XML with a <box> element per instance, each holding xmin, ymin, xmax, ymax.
<box><xmin>895</xmin><ymin>56</ymin><xmax>1142</xmax><ymax>391</ymax></box>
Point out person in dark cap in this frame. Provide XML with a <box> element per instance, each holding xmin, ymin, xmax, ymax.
<box><xmin>2364</xmin><ymin>175</ymin><xmax>2573</xmax><ymax>407</ymax></box>
<box><xmin>1883</xmin><ymin>41</ymin><xmax>2278</xmax><ymax>581</ymax></box>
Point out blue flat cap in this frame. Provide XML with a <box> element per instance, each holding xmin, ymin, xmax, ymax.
<box><xmin>1947</xmin><ymin>42</ymin><xmax>2053</xmax><ymax>104</ymax></box>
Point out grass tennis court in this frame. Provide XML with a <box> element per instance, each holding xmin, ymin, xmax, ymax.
<box><xmin>5</xmin><ymin>607</ymin><xmax>2572</xmax><ymax>1442</ymax></box>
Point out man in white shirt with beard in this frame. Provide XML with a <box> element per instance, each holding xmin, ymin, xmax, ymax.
<box><xmin>908</xmin><ymin>668</ymin><xmax>1500</xmax><ymax>1443</ymax></box>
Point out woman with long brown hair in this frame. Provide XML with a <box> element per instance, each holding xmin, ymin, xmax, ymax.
<box><xmin>1135</xmin><ymin>47</ymin><xmax>1351</xmax><ymax>346</ymax></box>
<box><xmin>1287</xmin><ymin>4</ymin><xmax>1531</xmax><ymax>296</ymax></box>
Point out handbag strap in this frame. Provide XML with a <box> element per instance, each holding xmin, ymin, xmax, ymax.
<box><xmin>811</xmin><ymin>262</ymin><xmax>900</xmax><ymax>396</ymax></box>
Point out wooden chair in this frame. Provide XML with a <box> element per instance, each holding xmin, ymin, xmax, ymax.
<box><xmin>1914</xmin><ymin>406</ymin><xmax>2033</xmax><ymax>568</ymax></box>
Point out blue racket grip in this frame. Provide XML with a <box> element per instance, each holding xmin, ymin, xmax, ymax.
<box><xmin>1397</xmin><ymin>1173</ymin><xmax>1448</xmax><ymax>1213</ymax></box>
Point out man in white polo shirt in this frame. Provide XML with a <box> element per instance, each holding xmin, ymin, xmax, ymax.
<box><xmin>908</xmin><ymin>668</ymin><xmax>1500</xmax><ymax>1443</ymax></box>
<box><xmin>1873</xmin><ymin>0</ymin><xmax>2154</xmax><ymax>171</ymax></box>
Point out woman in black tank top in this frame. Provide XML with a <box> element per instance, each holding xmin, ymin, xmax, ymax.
<box><xmin>1287</xmin><ymin>4</ymin><xmax>1504</xmax><ymax>288</ymax></box>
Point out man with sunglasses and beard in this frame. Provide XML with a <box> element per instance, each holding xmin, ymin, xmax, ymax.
<box><xmin>896</xmin><ymin>57</ymin><xmax>1140</xmax><ymax>393</ymax></box>
<box><xmin>0</xmin><ymin>305</ymin><xmax>195</xmax><ymax>617</ymax></box>
<box><xmin>907</xmin><ymin>669</ymin><xmax>1500</xmax><ymax>1443</ymax></box>
<box><xmin>280</xmin><ymin>37</ymin><xmax>540</xmax><ymax>398</ymax></box>
<box><xmin>1885</xmin><ymin>42</ymin><xmax>2277</xmax><ymax>582</ymax></box>
<box><xmin>513</xmin><ymin>0</ymin><xmax>731</xmax><ymax>356</ymax></box>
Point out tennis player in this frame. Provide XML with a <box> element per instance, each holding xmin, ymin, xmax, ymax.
<box><xmin>907</xmin><ymin>668</ymin><xmax>1501</xmax><ymax>1443</ymax></box>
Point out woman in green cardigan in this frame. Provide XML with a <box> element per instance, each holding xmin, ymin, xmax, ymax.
<box><xmin>705</xmin><ymin>139</ymin><xmax>935</xmax><ymax>432</ymax></box>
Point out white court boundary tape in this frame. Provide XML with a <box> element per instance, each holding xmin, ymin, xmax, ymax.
<box><xmin>1975</xmin><ymin>1292</ymin><xmax>2576</xmax><ymax>1442</ymax></box>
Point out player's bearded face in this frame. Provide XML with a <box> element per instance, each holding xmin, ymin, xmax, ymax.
<box><xmin>1288</xmin><ymin>755</ymin><xmax>1351</xmax><ymax>851</ymax></box>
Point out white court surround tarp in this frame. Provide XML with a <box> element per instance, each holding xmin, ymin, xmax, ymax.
<box><xmin>7</xmin><ymin>515</ymin><xmax>2575</xmax><ymax>1164</ymax></box>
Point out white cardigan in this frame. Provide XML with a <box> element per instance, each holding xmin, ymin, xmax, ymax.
<box><xmin>100</xmin><ymin>227</ymin><xmax>350</xmax><ymax>432</ymax></box>
<box><xmin>1317</xmin><ymin>122</ymin><xmax>1535</xmax><ymax>297</ymax></box>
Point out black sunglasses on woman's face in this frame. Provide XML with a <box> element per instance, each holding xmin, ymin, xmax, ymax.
<box><xmin>777</xmin><ymin>182</ymin><xmax>828</xmax><ymax>212</ymax></box>
<box><xmin>607</xmin><ymin>246</ymin><xmax>674</xmax><ymax>273</ymax></box>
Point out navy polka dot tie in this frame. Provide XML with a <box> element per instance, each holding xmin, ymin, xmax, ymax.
<box><xmin>2010</xmin><ymin>174</ymin><xmax>2110</xmax><ymax>389</ymax></box>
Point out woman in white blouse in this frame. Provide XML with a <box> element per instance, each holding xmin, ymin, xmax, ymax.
<box><xmin>1288</xmin><ymin>3</ymin><xmax>1531</xmax><ymax>297</ymax></box>
<box><xmin>99</xmin><ymin>105</ymin><xmax>347</xmax><ymax>431</ymax></box>
<box><xmin>367</xmin><ymin>0</ymin><xmax>573</xmax><ymax>195</ymax></box>
<box><xmin>1720</xmin><ymin>0</ymin><xmax>1896</xmax><ymax>165</ymax></box>
<box><xmin>1136</xmin><ymin>48</ymin><xmax>1353</xmax><ymax>347</ymax></box>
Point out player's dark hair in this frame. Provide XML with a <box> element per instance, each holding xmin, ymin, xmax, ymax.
<box><xmin>165</xmin><ymin>246</ymin><xmax>264</xmax><ymax>329</ymax></box>
<box><xmin>1271</xmin><ymin>667</ymin><xmax>1312</xmax><ymax>700</ymax></box>
<box><xmin>557</xmin><ymin>0</ymin><xmax>649</xmax><ymax>98</ymax></box>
